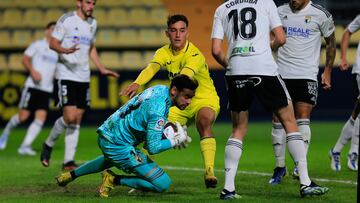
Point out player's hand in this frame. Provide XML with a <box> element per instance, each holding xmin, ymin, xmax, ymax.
<box><xmin>121</xmin><ymin>83</ymin><xmax>140</xmax><ymax>98</ymax></box>
<box><xmin>63</xmin><ymin>44</ymin><xmax>79</xmax><ymax>54</ymax></box>
<box><xmin>30</xmin><ymin>70</ymin><xmax>42</xmax><ymax>83</ymax></box>
<box><xmin>339</xmin><ymin>59</ymin><xmax>349</xmax><ymax>71</ymax></box>
<box><xmin>171</xmin><ymin>122</ymin><xmax>187</xmax><ymax>147</ymax></box>
<box><xmin>174</xmin><ymin>125</ymin><xmax>192</xmax><ymax>150</ymax></box>
<box><xmin>321</xmin><ymin>72</ymin><xmax>331</xmax><ymax>90</ymax></box>
<box><xmin>100</xmin><ymin>68</ymin><xmax>119</xmax><ymax>78</ymax></box>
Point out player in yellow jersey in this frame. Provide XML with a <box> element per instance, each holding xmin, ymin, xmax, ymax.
<box><xmin>122</xmin><ymin>14</ymin><xmax>220</xmax><ymax>188</ymax></box>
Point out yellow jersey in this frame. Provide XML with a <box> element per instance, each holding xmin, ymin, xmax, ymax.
<box><xmin>151</xmin><ymin>41</ymin><xmax>219</xmax><ymax>100</ymax></box>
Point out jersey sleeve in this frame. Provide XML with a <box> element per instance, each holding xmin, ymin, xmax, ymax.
<box><xmin>320</xmin><ymin>13</ymin><xmax>335</xmax><ymax>38</ymax></box>
<box><xmin>145</xmin><ymin>113</ymin><xmax>172</xmax><ymax>154</ymax></box>
<box><xmin>347</xmin><ymin>15</ymin><xmax>360</xmax><ymax>34</ymax></box>
<box><xmin>24</xmin><ymin>41</ymin><xmax>38</xmax><ymax>57</ymax></box>
<box><xmin>181</xmin><ymin>51</ymin><xmax>205</xmax><ymax>78</ymax></box>
<box><xmin>91</xmin><ymin>19</ymin><xmax>97</xmax><ymax>43</ymax></box>
<box><xmin>211</xmin><ymin>7</ymin><xmax>224</xmax><ymax>40</ymax></box>
<box><xmin>268</xmin><ymin>0</ymin><xmax>282</xmax><ymax>29</ymax></box>
<box><xmin>52</xmin><ymin>16</ymin><xmax>67</xmax><ymax>41</ymax></box>
<box><xmin>150</xmin><ymin>48</ymin><xmax>167</xmax><ymax>67</ymax></box>
<box><xmin>134</xmin><ymin>63</ymin><xmax>161</xmax><ymax>85</ymax></box>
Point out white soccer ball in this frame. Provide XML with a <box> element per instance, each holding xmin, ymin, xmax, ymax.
<box><xmin>162</xmin><ymin>121</ymin><xmax>178</xmax><ymax>140</ymax></box>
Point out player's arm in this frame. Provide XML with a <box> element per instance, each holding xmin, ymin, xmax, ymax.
<box><xmin>145</xmin><ymin>115</ymin><xmax>173</xmax><ymax>155</ymax></box>
<box><xmin>322</xmin><ymin>32</ymin><xmax>336</xmax><ymax>90</ymax></box>
<box><xmin>270</xmin><ymin>26</ymin><xmax>286</xmax><ymax>51</ymax></box>
<box><xmin>49</xmin><ymin>37</ymin><xmax>79</xmax><ymax>54</ymax></box>
<box><xmin>23</xmin><ymin>54</ymin><xmax>41</xmax><ymax>83</ymax></box>
<box><xmin>340</xmin><ymin>29</ymin><xmax>352</xmax><ymax>71</ymax></box>
<box><xmin>211</xmin><ymin>38</ymin><xmax>228</xmax><ymax>69</ymax></box>
<box><xmin>89</xmin><ymin>44</ymin><xmax>119</xmax><ymax>77</ymax></box>
<box><xmin>121</xmin><ymin>63</ymin><xmax>161</xmax><ymax>98</ymax></box>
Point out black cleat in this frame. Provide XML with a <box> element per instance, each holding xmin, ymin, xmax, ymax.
<box><xmin>62</xmin><ymin>161</ymin><xmax>79</xmax><ymax>171</ymax></box>
<box><xmin>40</xmin><ymin>143</ymin><xmax>52</xmax><ymax>167</ymax></box>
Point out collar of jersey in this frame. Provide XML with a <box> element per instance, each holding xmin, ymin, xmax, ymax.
<box><xmin>170</xmin><ymin>41</ymin><xmax>190</xmax><ymax>55</ymax></box>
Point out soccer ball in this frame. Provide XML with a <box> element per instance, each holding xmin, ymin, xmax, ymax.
<box><xmin>162</xmin><ymin>121</ymin><xmax>178</xmax><ymax>140</ymax></box>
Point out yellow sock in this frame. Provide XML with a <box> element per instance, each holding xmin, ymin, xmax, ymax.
<box><xmin>200</xmin><ymin>137</ymin><xmax>216</xmax><ymax>177</ymax></box>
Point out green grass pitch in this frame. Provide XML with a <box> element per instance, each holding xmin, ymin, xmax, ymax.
<box><xmin>0</xmin><ymin>122</ymin><xmax>357</xmax><ymax>202</ymax></box>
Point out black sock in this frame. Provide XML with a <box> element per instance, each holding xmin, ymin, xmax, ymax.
<box><xmin>114</xmin><ymin>175</ymin><xmax>121</xmax><ymax>185</ymax></box>
<box><xmin>70</xmin><ymin>171</ymin><xmax>77</xmax><ymax>180</ymax></box>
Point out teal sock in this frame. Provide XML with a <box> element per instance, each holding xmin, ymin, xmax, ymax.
<box><xmin>74</xmin><ymin>156</ymin><xmax>112</xmax><ymax>177</ymax></box>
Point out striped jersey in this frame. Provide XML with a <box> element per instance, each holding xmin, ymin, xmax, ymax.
<box><xmin>52</xmin><ymin>11</ymin><xmax>97</xmax><ymax>82</ymax></box>
<box><xmin>211</xmin><ymin>0</ymin><xmax>282</xmax><ymax>76</ymax></box>
<box><xmin>347</xmin><ymin>15</ymin><xmax>360</xmax><ymax>74</ymax></box>
<box><xmin>24</xmin><ymin>39</ymin><xmax>58</xmax><ymax>93</ymax></box>
<box><xmin>277</xmin><ymin>2</ymin><xmax>335</xmax><ymax>80</ymax></box>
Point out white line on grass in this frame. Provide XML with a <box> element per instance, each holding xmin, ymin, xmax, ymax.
<box><xmin>163</xmin><ymin>166</ymin><xmax>357</xmax><ymax>186</ymax></box>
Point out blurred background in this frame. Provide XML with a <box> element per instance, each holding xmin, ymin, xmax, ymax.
<box><xmin>0</xmin><ymin>0</ymin><xmax>359</xmax><ymax>125</ymax></box>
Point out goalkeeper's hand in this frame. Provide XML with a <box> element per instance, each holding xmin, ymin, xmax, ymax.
<box><xmin>174</xmin><ymin>125</ymin><xmax>192</xmax><ymax>150</ymax></box>
<box><xmin>169</xmin><ymin>122</ymin><xmax>187</xmax><ymax>147</ymax></box>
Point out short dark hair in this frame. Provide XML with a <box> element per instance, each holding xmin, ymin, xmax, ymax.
<box><xmin>170</xmin><ymin>74</ymin><xmax>198</xmax><ymax>91</ymax></box>
<box><xmin>167</xmin><ymin>14</ymin><xmax>189</xmax><ymax>27</ymax></box>
<box><xmin>46</xmin><ymin>21</ymin><xmax>56</xmax><ymax>29</ymax></box>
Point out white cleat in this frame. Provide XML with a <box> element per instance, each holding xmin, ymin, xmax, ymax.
<box><xmin>347</xmin><ymin>153</ymin><xmax>358</xmax><ymax>171</ymax></box>
<box><xmin>18</xmin><ymin>147</ymin><xmax>37</xmax><ymax>156</ymax></box>
<box><xmin>0</xmin><ymin>134</ymin><xmax>9</xmax><ymax>150</ymax></box>
<box><xmin>329</xmin><ymin>149</ymin><xmax>341</xmax><ymax>171</ymax></box>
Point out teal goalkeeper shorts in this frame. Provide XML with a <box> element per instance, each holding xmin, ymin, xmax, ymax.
<box><xmin>97</xmin><ymin>135</ymin><xmax>154</xmax><ymax>174</ymax></box>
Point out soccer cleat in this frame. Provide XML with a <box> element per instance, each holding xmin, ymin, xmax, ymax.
<box><xmin>300</xmin><ymin>181</ymin><xmax>329</xmax><ymax>197</ymax></box>
<box><xmin>56</xmin><ymin>172</ymin><xmax>73</xmax><ymax>187</ymax></box>
<box><xmin>0</xmin><ymin>133</ymin><xmax>9</xmax><ymax>150</ymax></box>
<box><xmin>40</xmin><ymin>143</ymin><xmax>52</xmax><ymax>167</ymax></box>
<box><xmin>269</xmin><ymin>167</ymin><xmax>287</xmax><ymax>184</ymax></box>
<box><xmin>62</xmin><ymin>161</ymin><xmax>79</xmax><ymax>171</ymax></box>
<box><xmin>329</xmin><ymin>149</ymin><xmax>341</xmax><ymax>171</ymax></box>
<box><xmin>205</xmin><ymin>176</ymin><xmax>218</xmax><ymax>188</ymax></box>
<box><xmin>219</xmin><ymin>189</ymin><xmax>241</xmax><ymax>200</ymax></box>
<box><xmin>99</xmin><ymin>169</ymin><xmax>116</xmax><ymax>198</ymax></box>
<box><xmin>18</xmin><ymin>146</ymin><xmax>36</xmax><ymax>156</ymax></box>
<box><xmin>347</xmin><ymin>153</ymin><xmax>358</xmax><ymax>171</ymax></box>
<box><xmin>292</xmin><ymin>167</ymin><xmax>299</xmax><ymax>180</ymax></box>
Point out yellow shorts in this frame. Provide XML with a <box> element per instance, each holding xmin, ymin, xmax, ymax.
<box><xmin>168</xmin><ymin>96</ymin><xmax>220</xmax><ymax>126</ymax></box>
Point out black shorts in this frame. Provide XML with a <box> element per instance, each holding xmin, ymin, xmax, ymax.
<box><xmin>352</xmin><ymin>74</ymin><xmax>360</xmax><ymax>100</ymax></box>
<box><xmin>57</xmin><ymin>80</ymin><xmax>90</xmax><ymax>109</ymax></box>
<box><xmin>283</xmin><ymin>79</ymin><xmax>318</xmax><ymax>106</ymax></box>
<box><xmin>225</xmin><ymin>75</ymin><xmax>290</xmax><ymax>112</ymax></box>
<box><xmin>19</xmin><ymin>87</ymin><xmax>51</xmax><ymax>111</ymax></box>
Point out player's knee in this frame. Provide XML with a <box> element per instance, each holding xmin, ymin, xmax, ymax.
<box><xmin>153</xmin><ymin>173</ymin><xmax>171</xmax><ymax>192</ymax></box>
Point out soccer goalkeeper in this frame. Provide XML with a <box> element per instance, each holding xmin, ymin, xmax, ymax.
<box><xmin>56</xmin><ymin>75</ymin><xmax>197</xmax><ymax>197</ymax></box>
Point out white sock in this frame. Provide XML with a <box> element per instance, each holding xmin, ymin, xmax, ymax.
<box><xmin>224</xmin><ymin>138</ymin><xmax>243</xmax><ymax>192</ymax></box>
<box><xmin>64</xmin><ymin>124</ymin><xmax>80</xmax><ymax>164</ymax></box>
<box><xmin>297</xmin><ymin>119</ymin><xmax>311</xmax><ymax>155</ymax></box>
<box><xmin>271</xmin><ymin>122</ymin><xmax>286</xmax><ymax>167</ymax></box>
<box><xmin>45</xmin><ymin>117</ymin><xmax>67</xmax><ymax>147</ymax></box>
<box><xmin>20</xmin><ymin>119</ymin><xmax>44</xmax><ymax>148</ymax></box>
<box><xmin>333</xmin><ymin>117</ymin><xmax>355</xmax><ymax>152</ymax></box>
<box><xmin>286</xmin><ymin>132</ymin><xmax>311</xmax><ymax>186</ymax></box>
<box><xmin>2</xmin><ymin>114</ymin><xmax>20</xmax><ymax>136</ymax></box>
<box><xmin>349</xmin><ymin>118</ymin><xmax>359</xmax><ymax>154</ymax></box>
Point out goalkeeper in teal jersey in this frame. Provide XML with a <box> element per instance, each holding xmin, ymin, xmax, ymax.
<box><xmin>55</xmin><ymin>75</ymin><xmax>198</xmax><ymax>197</ymax></box>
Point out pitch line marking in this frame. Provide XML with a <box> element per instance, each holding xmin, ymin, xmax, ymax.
<box><xmin>163</xmin><ymin>166</ymin><xmax>357</xmax><ymax>185</ymax></box>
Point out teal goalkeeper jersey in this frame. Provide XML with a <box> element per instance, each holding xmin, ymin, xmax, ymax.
<box><xmin>97</xmin><ymin>85</ymin><xmax>173</xmax><ymax>154</ymax></box>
